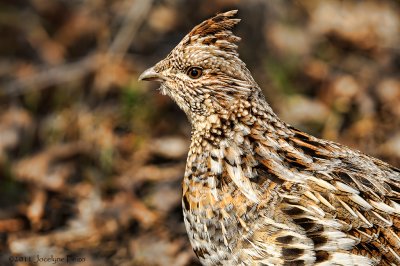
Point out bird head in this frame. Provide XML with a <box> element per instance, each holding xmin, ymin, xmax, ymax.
<box><xmin>139</xmin><ymin>10</ymin><xmax>261</xmax><ymax>122</ymax></box>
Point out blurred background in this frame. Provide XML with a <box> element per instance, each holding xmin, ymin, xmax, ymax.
<box><xmin>0</xmin><ymin>0</ymin><xmax>399</xmax><ymax>265</ymax></box>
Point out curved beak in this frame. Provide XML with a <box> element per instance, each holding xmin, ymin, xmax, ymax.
<box><xmin>138</xmin><ymin>67</ymin><xmax>165</xmax><ymax>82</ymax></box>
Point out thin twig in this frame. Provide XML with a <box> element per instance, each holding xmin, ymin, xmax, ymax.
<box><xmin>108</xmin><ymin>0</ymin><xmax>154</xmax><ymax>61</ymax></box>
<box><xmin>1</xmin><ymin>54</ymin><xmax>100</xmax><ymax>97</ymax></box>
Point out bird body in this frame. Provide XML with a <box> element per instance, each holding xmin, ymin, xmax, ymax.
<box><xmin>139</xmin><ymin>10</ymin><xmax>400</xmax><ymax>266</ymax></box>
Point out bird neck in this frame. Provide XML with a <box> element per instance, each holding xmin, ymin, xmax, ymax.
<box><xmin>187</xmin><ymin>95</ymin><xmax>290</xmax><ymax>178</ymax></box>
<box><xmin>190</xmin><ymin>95</ymin><xmax>286</xmax><ymax>145</ymax></box>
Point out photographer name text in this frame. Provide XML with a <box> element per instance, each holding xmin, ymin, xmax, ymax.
<box><xmin>9</xmin><ymin>255</ymin><xmax>85</xmax><ymax>264</ymax></box>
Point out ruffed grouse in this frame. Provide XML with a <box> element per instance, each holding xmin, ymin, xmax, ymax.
<box><xmin>139</xmin><ymin>10</ymin><xmax>400</xmax><ymax>266</ymax></box>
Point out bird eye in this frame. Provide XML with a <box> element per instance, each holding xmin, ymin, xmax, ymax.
<box><xmin>186</xmin><ymin>67</ymin><xmax>203</xmax><ymax>79</ymax></box>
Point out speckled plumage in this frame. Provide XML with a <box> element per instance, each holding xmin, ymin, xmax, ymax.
<box><xmin>139</xmin><ymin>10</ymin><xmax>400</xmax><ymax>266</ymax></box>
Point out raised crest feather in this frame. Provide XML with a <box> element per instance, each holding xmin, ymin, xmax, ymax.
<box><xmin>187</xmin><ymin>10</ymin><xmax>241</xmax><ymax>55</ymax></box>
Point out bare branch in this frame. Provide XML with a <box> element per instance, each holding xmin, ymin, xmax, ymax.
<box><xmin>108</xmin><ymin>0</ymin><xmax>154</xmax><ymax>60</ymax></box>
<box><xmin>1</xmin><ymin>54</ymin><xmax>100</xmax><ymax>97</ymax></box>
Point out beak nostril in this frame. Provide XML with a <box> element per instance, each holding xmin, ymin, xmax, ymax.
<box><xmin>138</xmin><ymin>67</ymin><xmax>165</xmax><ymax>82</ymax></box>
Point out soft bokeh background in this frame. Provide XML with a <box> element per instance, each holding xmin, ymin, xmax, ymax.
<box><xmin>0</xmin><ymin>0</ymin><xmax>400</xmax><ymax>265</ymax></box>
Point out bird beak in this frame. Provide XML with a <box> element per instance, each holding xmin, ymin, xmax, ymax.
<box><xmin>138</xmin><ymin>67</ymin><xmax>165</xmax><ymax>82</ymax></box>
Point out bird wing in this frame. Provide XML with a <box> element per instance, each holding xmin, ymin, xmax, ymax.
<box><xmin>254</xmin><ymin>128</ymin><xmax>400</xmax><ymax>265</ymax></box>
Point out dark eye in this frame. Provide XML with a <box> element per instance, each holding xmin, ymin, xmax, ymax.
<box><xmin>186</xmin><ymin>67</ymin><xmax>203</xmax><ymax>79</ymax></box>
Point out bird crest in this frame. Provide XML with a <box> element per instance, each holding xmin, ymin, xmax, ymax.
<box><xmin>184</xmin><ymin>10</ymin><xmax>241</xmax><ymax>56</ymax></box>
